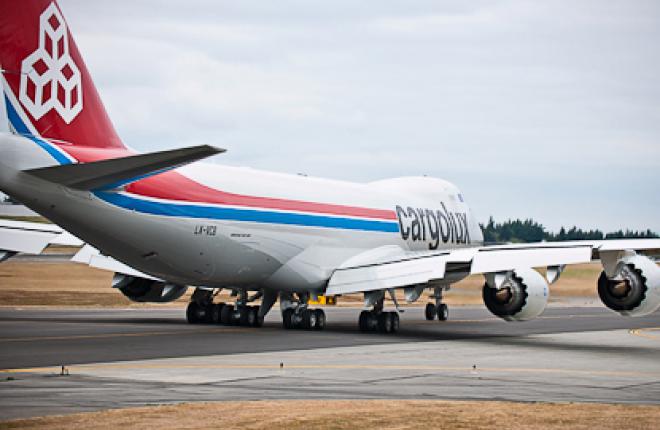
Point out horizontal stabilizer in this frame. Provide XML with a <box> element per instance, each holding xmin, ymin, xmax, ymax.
<box><xmin>24</xmin><ymin>145</ymin><xmax>225</xmax><ymax>190</ymax></box>
<box><xmin>0</xmin><ymin>219</ymin><xmax>83</xmax><ymax>256</ymax></box>
<box><xmin>72</xmin><ymin>245</ymin><xmax>159</xmax><ymax>280</ymax></box>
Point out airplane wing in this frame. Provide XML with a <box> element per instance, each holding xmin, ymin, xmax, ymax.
<box><xmin>326</xmin><ymin>245</ymin><xmax>450</xmax><ymax>295</ymax></box>
<box><xmin>326</xmin><ymin>239</ymin><xmax>660</xmax><ymax>295</ymax></box>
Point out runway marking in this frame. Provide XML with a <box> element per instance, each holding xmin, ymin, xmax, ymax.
<box><xmin>0</xmin><ymin>328</ymin><xmax>253</xmax><ymax>343</ymax></box>
<box><xmin>3</xmin><ymin>363</ymin><xmax>660</xmax><ymax>379</ymax></box>
<box><xmin>0</xmin><ymin>319</ymin><xmax>182</xmax><ymax>328</ymax></box>
<box><xmin>629</xmin><ymin>327</ymin><xmax>660</xmax><ymax>341</ymax></box>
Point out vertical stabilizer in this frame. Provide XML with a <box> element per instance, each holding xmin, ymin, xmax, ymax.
<box><xmin>0</xmin><ymin>0</ymin><xmax>124</xmax><ymax>149</ymax></box>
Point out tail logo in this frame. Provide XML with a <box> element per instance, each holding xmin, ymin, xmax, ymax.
<box><xmin>19</xmin><ymin>2</ymin><xmax>83</xmax><ymax>124</ymax></box>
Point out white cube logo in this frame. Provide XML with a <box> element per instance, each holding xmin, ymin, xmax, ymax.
<box><xmin>19</xmin><ymin>2</ymin><xmax>83</xmax><ymax>124</ymax></box>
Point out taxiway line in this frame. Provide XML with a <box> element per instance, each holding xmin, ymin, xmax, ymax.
<box><xmin>4</xmin><ymin>363</ymin><xmax>660</xmax><ymax>379</ymax></box>
<box><xmin>0</xmin><ymin>327</ymin><xmax>252</xmax><ymax>343</ymax></box>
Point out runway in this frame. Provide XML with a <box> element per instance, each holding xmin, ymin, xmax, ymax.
<box><xmin>1</xmin><ymin>306</ymin><xmax>659</xmax><ymax>420</ymax></box>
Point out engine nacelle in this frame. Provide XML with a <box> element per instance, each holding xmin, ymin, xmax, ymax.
<box><xmin>597</xmin><ymin>254</ymin><xmax>660</xmax><ymax>317</ymax></box>
<box><xmin>482</xmin><ymin>268</ymin><xmax>549</xmax><ymax>321</ymax></box>
<box><xmin>113</xmin><ymin>273</ymin><xmax>188</xmax><ymax>303</ymax></box>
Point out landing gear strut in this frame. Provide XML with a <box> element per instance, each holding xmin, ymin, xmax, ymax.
<box><xmin>425</xmin><ymin>286</ymin><xmax>448</xmax><ymax>321</ymax></box>
<box><xmin>280</xmin><ymin>292</ymin><xmax>326</xmax><ymax>330</ymax></box>
<box><xmin>358</xmin><ymin>293</ymin><xmax>400</xmax><ymax>334</ymax></box>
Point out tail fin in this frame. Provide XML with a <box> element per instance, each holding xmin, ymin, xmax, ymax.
<box><xmin>0</xmin><ymin>0</ymin><xmax>124</xmax><ymax>149</ymax></box>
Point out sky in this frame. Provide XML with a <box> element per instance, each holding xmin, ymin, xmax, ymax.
<box><xmin>2</xmin><ymin>0</ymin><xmax>658</xmax><ymax>233</ymax></box>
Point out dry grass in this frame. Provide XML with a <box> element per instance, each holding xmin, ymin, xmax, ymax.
<box><xmin>0</xmin><ymin>261</ymin><xmax>189</xmax><ymax>307</ymax></box>
<box><xmin>0</xmin><ymin>260</ymin><xmax>603</xmax><ymax>308</ymax></box>
<box><xmin>0</xmin><ymin>261</ymin><xmax>126</xmax><ymax>307</ymax></box>
<box><xmin>2</xmin><ymin>400</ymin><xmax>659</xmax><ymax>430</ymax></box>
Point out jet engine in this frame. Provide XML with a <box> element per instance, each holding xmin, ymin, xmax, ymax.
<box><xmin>597</xmin><ymin>254</ymin><xmax>660</xmax><ymax>317</ymax></box>
<box><xmin>482</xmin><ymin>268</ymin><xmax>549</xmax><ymax>321</ymax></box>
<box><xmin>113</xmin><ymin>273</ymin><xmax>188</xmax><ymax>303</ymax></box>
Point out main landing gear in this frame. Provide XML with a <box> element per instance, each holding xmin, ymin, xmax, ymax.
<box><xmin>425</xmin><ymin>287</ymin><xmax>449</xmax><ymax>321</ymax></box>
<box><xmin>358</xmin><ymin>310</ymin><xmax>400</xmax><ymax>334</ymax></box>
<box><xmin>358</xmin><ymin>291</ymin><xmax>400</xmax><ymax>334</ymax></box>
<box><xmin>186</xmin><ymin>288</ymin><xmax>264</xmax><ymax>327</ymax></box>
<box><xmin>280</xmin><ymin>292</ymin><xmax>326</xmax><ymax>330</ymax></box>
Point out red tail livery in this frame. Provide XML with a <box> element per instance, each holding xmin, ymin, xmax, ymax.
<box><xmin>0</xmin><ymin>0</ymin><xmax>123</xmax><ymax>149</ymax></box>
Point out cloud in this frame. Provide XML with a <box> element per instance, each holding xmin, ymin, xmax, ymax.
<box><xmin>3</xmin><ymin>0</ymin><xmax>659</xmax><ymax>232</ymax></box>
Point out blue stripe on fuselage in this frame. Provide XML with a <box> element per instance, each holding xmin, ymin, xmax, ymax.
<box><xmin>3</xmin><ymin>94</ymin><xmax>395</xmax><ymax>233</ymax></box>
<box><xmin>95</xmin><ymin>191</ymin><xmax>399</xmax><ymax>233</ymax></box>
<box><xmin>4</xmin><ymin>94</ymin><xmax>72</xmax><ymax>165</ymax></box>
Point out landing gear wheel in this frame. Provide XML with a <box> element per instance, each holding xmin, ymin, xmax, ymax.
<box><xmin>283</xmin><ymin>309</ymin><xmax>294</xmax><ymax>329</ymax></box>
<box><xmin>249</xmin><ymin>306</ymin><xmax>264</xmax><ymax>327</ymax></box>
<box><xmin>211</xmin><ymin>303</ymin><xmax>224</xmax><ymax>324</ymax></box>
<box><xmin>359</xmin><ymin>310</ymin><xmax>370</xmax><ymax>332</ymax></box>
<box><xmin>220</xmin><ymin>304</ymin><xmax>234</xmax><ymax>325</ymax></box>
<box><xmin>254</xmin><ymin>312</ymin><xmax>264</xmax><ymax>328</ymax></box>
<box><xmin>186</xmin><ymin>302</ymin><xmax>202</xmax><ymax>324</ymax></box>
<box><xmin>314</xmin><ymin>309</ymin><xmax>326</xmax><ymax>330</ymax></box>
<box><xmin>201</xmin><ymin>304</ymin><xmax>214</xmax><ymax>324</ymax></box>
<box><xmin>239</xmin><ymin>306</ymin><xmax>250</xmax><ymax>326</ymax></box>
<box><xmin>437</xmin><ymin>304</ymin><xmax>449</xmax><ymax>321</ymax></box>
<box><xmin>358</xmin><ymin>311</ymin><xmax>399</xmax><ymax>334</ymax></box>
<box><xmin>378</xmin><ymin>312</ymin><xmax>393</xmax><ymax>333</ymax></box>
<box><xmin>425</xmin><ymin>303</ymin><xmax>436</xmax><ymax>320</ymax></box>
<box><xmin>237</xmin><ymin>307</ymin><xmax>247</xmax><ymax>325</ymax></box>
<box><xmin>245</xmin><ymin>306</ymin><xmax>258</xmax><ymax>327</ymax></box>
<box><xmin>302</xmin><ymin>309</ymin><xmax>318</xmax><ymax>329</ymax></box>
<box><xmin>390</xmin><ymin>312</ymin><xmax>400</xmax><ymax>333</ymax></box>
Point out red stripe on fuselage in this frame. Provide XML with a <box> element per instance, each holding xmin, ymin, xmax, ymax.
<box><xmin>60</xmin><ymin>145</ymin><xmax>397</xmax><ymax>220</ymax></box>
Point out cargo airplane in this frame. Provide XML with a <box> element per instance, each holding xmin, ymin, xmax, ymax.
<box><xmin>1</xmin><ymin>0</ymin><xmax>658</xmax><ymax>333</ymax></box>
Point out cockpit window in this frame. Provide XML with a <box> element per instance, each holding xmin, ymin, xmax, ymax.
<box><xmin>457</xmin><ymin>193</ymin><xmax>464</xmax><ymax>202</ymax></box>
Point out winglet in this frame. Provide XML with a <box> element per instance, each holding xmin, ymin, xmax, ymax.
<box><xmin>23</xmin><ymin>145</ymin><xmax>224</xmax><ymax>190</ymax></box>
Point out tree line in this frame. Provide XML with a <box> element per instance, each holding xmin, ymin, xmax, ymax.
<box><xmin>480</xmin><ymin>217</ymin><xmax>658</xmax><ymax>243</ymax></box>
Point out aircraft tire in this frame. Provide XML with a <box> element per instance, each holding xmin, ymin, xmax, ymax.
<box><xmin>283</xmin><ymin>309</ymin><xmax>294</xmax><ymax>329</ymax></box>
<box><xmin>302</xmin><ymin>309</ymin><xmax>317</xmax><ymax>330</ymax></box>
<box><xmin>220</xmin><ymin>304</ymin><xmax>234</xmax><ymax>325</ymax></box>
<box><xmin>358</xmin><ymin>310</ymin><xmax>370</xmax><ymax>332</ymax></box>
<box><xmin>425</xmin><ymin>303</ymin><xmax>436</xmax><ymax>320</ymax></box>
<box><xmin>390</xmin><ymin>312</ymin><xmax>400</xmax><ymax>333</ymax></box>
<box><xmin>314</xmin><ymin>309</ymin><xmax>326</xmax><ymax>330</ymax></box>
<box><xmin>254</xmin><ymin>312</ymin><xmax>264</xmax><ymax>328</ymax></box>
<box><xmin>240</xmin><ymin>306</ymin><xmax>252</xmax><ymax>326</ymax></box>
<box><xmin>378</xmin><ymin>312</ymin><xmax>393</xmax><ymax>333</ymax></box>
<box><xmin>437</xmin><ymin>304</ymin><xmax>449</xmax><ymax>321</ymax></box>
<box><xmin>201</xmin><ymin>304</ymin><xmax>213</xmax><ymax>324</ymax></box>
<box><xmin>211</xmin><ymin>303</ymin><xmax>223</xmax><ymax>324</ymax></box>
<box><xmin>186</xmin><ymin>302</ymin><xmax>201</xmax><ymax>324</ymax></box>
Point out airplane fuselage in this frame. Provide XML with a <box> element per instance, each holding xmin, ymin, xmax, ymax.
<box><xmin>0</xmin><ymin>132</ymin><xmax>483</xmax><ymax>292</ymax></box>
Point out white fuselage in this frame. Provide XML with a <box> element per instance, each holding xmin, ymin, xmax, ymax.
<box><xmin>0</xmin><ymin>133</ymin><xmax>483</xmax><ymax>292</ymax></box>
